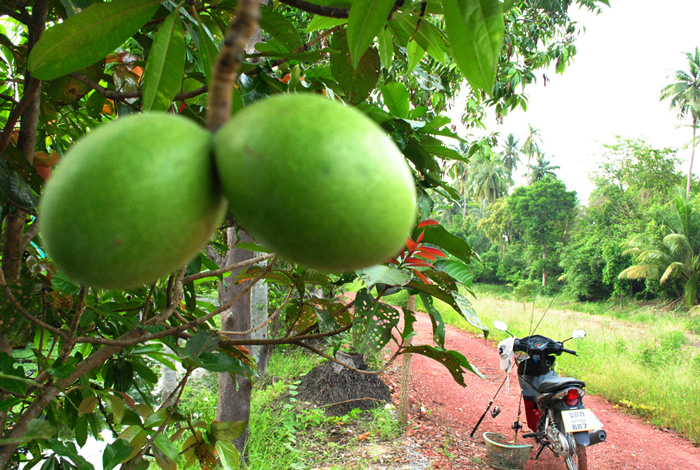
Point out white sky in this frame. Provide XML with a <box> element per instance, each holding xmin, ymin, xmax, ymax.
<box><xmin>484</xmin><ymin>0</ymin><xmax>700</xmax><ymax>203</ymax></box>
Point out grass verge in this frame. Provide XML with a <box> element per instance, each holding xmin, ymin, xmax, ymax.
<box><xmin>435</xmin><ymin>285</ymin><xmax>700</xmax><ymax>444</ymax></box>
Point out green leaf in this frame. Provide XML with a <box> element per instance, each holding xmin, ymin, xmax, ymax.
<box><xmin>381</xmin><ymin>82</ymin><xmax>410</xmax><ymax>119</ymax></box>
<box><xmin>185</xmin><ymin>330</ymin><xmax>221</xmax><ymax>358</ymax></box>
<box><xmin>434</xmin><ymin>259</ymin><xmax>473</xmax><ymax>286</ymax></box>
<box><xmin>453</xmin><ymin>292</ymin><xmax>489</xmax><ymax>338</ymax></box>
<box><xmin>215</xmin><ymin>440</ymin><xmax>240</xmax><ymax>470</ymax></box>
<box><xmin>210</xmin><ymin>420</ymin><xmax>248</xmax><ymax>441</ymax></box>
<box><xmin>353</xmin><ymin>296</ymin><xmax>400</xmax><ymax>355</ymax></box>
<box><xmin>402</xmin><ymin>306</ymin><xmax>417</xmax><ymax>340</ymax></box>
<box><xmin>358</xmin><ymin>265</ymin><xmax>411</xmax><ymax>287</ymax></box>
<box><xmin>392</xmin><ymin>12</ymin><xmax>447</xmax><ymax>63</ymax></box>
<box><xmin>28</xmin><ymin>0</ymin><xmax>162</xmax><ymax>80</ymax></box>
<box><xmin>142</xmin><ymin>10</ymin><xmax>186</xmax><ymax>111</ymax></box>
<box><xmin>413</xmin><ymin>223</ymin><xmax>474</xmax><ymax>264</ymax></box>
<box><xmin>306</xmin><ymin>16</ymin><xmax>347</xmax><ymax>33</ymax></box>
<box><xmin>417</xmin><ymin>291</ymin><xmax>445</xmax><ymax>348</ymax></box>
<box><xmin>377</xmin><ymin>26</ymin><xmax>394</xmax><ymax>69</ymax></box>
<box><xmin>46</xmin><ymin>439</ymin><xmax>95</xmax><ymax>470</ymax></box>
<box><xmin>406</xmin><ymin>39</ymin><xmax>425</xmax><ymax>73</ymax></box>
<box><xmin>0</xmin><ymin>419</ymin><xmax>56</xmax><ymax>445</ymax></box>
<box><xmin>78</xmin><ymin>396</ymin><xmax>99</xmax><ymax>415</ymax></box>
<box><xmin>154</xmin><ymin>434</ymin><xmax>180</xmax><ymax>462</ymax></box>
<box><xmin>197</xmin><ymin>351</ymin><xmax>254</xmax><ymax>375</ymax></box>
<box><xmin>347</xmin><ymin>0</ymin><xmax>395</xmax><ymax>69</ymax></box>
<box><xmin>330</xmin><ymin>36</ymin><xmax>380</xmax><ymax>104</ymax></box>
<box><xmin>103</xmin><ymin>439</ymin><xmax>134</xmax><ymax>470</ymax></box>
<box><xmin>442</xmin><ymin>0</ymin><xmax>504</xmax><ymax>93</ymax></box>
<box><xmin>260</xmin><ymin>5</ymin><xmax>302</xmax><ymax>52</ymax></box>
<box><xmin>402</xmin><ymin>345</ymin><xmax>482</xmax><ymax>386</ymax></box>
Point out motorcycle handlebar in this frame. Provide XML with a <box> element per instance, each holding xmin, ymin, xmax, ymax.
<box><xmin>562</xmin><ymin>347</ymin><xmax>577</xmax><ymax>356</ymax></box>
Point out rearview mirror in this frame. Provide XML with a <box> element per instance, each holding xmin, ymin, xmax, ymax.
<box><xmin>494</xmin><ymin>321</ymin><xmax>508</xmax><ymax>332</ymax></box>
<box><xmin>572</xmin><ymin>329</ymin><xmax>587</xmax><ymax>339</ymax></box>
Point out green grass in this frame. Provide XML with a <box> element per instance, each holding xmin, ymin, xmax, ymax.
<box><xmin>170</xmin><ymin>347</ymin><xmax>403</xmax><ymax>469</ymax></box>
<box><xmin>434</xmin><ymin>285</ymin><xmax>700</xmax><ymax>444</ymax></box>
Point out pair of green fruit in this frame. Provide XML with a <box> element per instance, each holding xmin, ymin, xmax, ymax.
<box><xmin>39</xmin><ymin>94</ymin><xmax>417</xmax><ymax>289</ymax></box>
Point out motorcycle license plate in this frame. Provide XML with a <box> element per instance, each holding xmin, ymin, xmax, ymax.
<box><xmin>561</xmin><ymin>409</ymin><xmax>601</xmax><ymax>433</ymax></box>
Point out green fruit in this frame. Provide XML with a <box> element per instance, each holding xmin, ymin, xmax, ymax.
<box><xmin>213</xmin><ymin>93</ymin><xmax>416</xmax><ymax>272</ymax></box>
<box><xmin>39</xmin><ymin>113</ymin><xmax>226</xmax><ymax>289</ymax></box>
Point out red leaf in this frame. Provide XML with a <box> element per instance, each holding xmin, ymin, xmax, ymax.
<box><xmin>414</xmin><ymin>251</ymin><xmax>436</xmax><ymax>262</ymax></box>
<box><xmin>404</xmin><ymin>258</ymin><xmax>435</xmax><ymax>268</ymax></box>
<box><xmin>416</xmin><ymin>231</ymin><xmax>424</xmax><ymax>243</ymax></box>
<box><xmin>406</xmin><ymin>237</ymin><xmax>418</xmax><ymax>252</ymax></box>
<box><xmin>418</xmin><ymin>219</ymin><xmax>439</xmax><ymax>227</ymax></box>
<box><xmin>412</xmin><ymin>269</ymin><xmax>431</xmax><ymax>284</ymax></box>
<box><xmin>415</xmin><ymin>246</ymin><xmax>447</xmax><ymax>258</ymax></box>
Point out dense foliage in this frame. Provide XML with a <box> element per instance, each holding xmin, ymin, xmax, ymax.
<box><xmin>0</xmin><ymin>0</ymin><xmax>610</xmax><ymax>469</ymax></box>
<box><xmin>435</xmin><ymin>135</ymin><xmax>700</xmax><ymax>306</ymax></box>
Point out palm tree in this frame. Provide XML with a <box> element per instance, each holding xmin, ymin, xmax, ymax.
<box><xmin>619</xmin><ymin>189</ymin><xmax>700</xmax><ymax>307</ymax></box>
<box><xmin>501</xmin><ymin>133</ymin><xmax>521</xmax><ymax>174</ymax></box>
<box><xmin>467</xmin><ymin>152</ymin><xmax>513</xmax><ymax>204</ymax></box>
<box><xmin>660</xmin><ymin>47</ymin><xmax>700</xmax><ymax>197</ymax></box>
<box><xmin>521</xmin><ymin>125</ymin><xmax>541</xmax><ymax>182</ymax></box>
<box><xmin>527</xmin><ymin>152</ymin><xmax>560</xmax><ymax>183</ymax></box>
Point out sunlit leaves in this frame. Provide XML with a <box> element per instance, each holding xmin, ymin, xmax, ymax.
<box><xmin>442</xmin><ymin>0</ymin><xmax>504</xmax><ymax>93</ymax></box>
<box><xmin>28</xmin><ymin>0</ymin><xmax>161</xmax><ymax>80</ymax></box>
<box><xmin>402</xmin><ymin>345</ymin><xmax>483</xmax><ymax>387</ymax></box>
<box><xmin>142</xmin><ymin>10</ymin><xmax>186</xmax><ymax>112</ymax></box>
<box><xmin>347</xmin><ymin>0</ymin><xmax>395</xmax><ymax>68</ymax></box>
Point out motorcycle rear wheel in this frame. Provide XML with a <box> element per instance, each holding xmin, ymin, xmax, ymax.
<box><xmin>564</xmin><ymin>433</ymin><xmax>588</xmax><ymax>470</ymax></box>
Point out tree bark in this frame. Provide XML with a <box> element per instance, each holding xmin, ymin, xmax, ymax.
<box><xmin>398</xmin><ymin>295</ymin><xmax>416</xmax><ymax>427</ymax></box>
<box><xmin>216</xmin><ymin>230</ymin><xmax>268</xmax><ymax>460</ymax></box>
<box><xmin>686</xmin><ymin>115</ymin><xmax>697</xmax><ymax>198</ymax></box>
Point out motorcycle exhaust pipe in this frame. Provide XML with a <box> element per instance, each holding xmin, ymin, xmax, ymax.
<box><xmin>588</xmin><ymin>429</ymin><xmax>607</xmax><ymax>445</ymax></box>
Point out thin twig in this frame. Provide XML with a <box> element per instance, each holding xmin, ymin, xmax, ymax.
<box><xmin>0</xmin><ymin>78</ymin><xmax>40</xmax><ymax>153</ymax></box>
<box><xmin>182</xmin><ymin>253</ymin><xmax>274</xmax><ymax>284</ymax></box>
<box><xmin>219</xmin><ymin>286</ymin><xmax>293</xmax><ymax>336</ymax></box>
<box><xmin>71</xmin><ymin>258</ymin><xmax>277</xmax><ymax>347</ymax></box>
<box><xmin>68</xmin><ymin>72</ymin><xmax>208</xmax><ymax>102</ymax></box>
<box><xmin>0</xmin><ymin>267</ymin><xmax>69</xmax><ymax>340</ymax></box>
<box><xmin>206</xmin><ymin>0</ymin><xmax>261</xmax><ymax>131</ymax></box>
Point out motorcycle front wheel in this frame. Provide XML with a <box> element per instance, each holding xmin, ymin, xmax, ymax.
<box><xmin>564</xmin><ymin>433</ymin><xmax>588</xmax><ymax>470</ymax></box>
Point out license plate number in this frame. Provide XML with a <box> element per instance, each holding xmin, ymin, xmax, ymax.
<box><xmin>561</xmin><ymin>409</ymin><xmax>601</xmax><ymax>433</ymax></box>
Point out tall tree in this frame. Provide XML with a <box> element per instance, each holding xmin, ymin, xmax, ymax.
<box><xmin>619</xmin><ymin>189</ymin><xmax>700</xmax><ymax>307</ymax></box>
<box><xmin>660</xmin><ymin>47</ymin><xmax>700</xmax><ymax>197</ymax></box>
<box><xmin>0</xmin><ymin>0</ymin><xmax>608</xmax><ymax>466</ymax></box>
<box><xmin>521</xmin><ymin>124</ymin><xmax>541</xmax><ymax>182</ymax></box>
<box><xmin>509</xmin><ymin>177</ymin><xmax>577</xmax><ymax>286</ymax></box>
<box><xmin>501</xmin><ymin>133</ymin><xmax>521</xmax><ymax>173</ymax></box>
<box><xmin>527</xmin><ymin>152</ymin><xmax>560</xmax><ymax>183</ymax></box>
<box><xmin>467</xmin><ymin>153</ymin><xmax>513</xmax><ymax>204</ymax></box>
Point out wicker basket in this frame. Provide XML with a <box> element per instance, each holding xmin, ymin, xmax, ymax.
<box><xmin>483</xmin><ymin>432</ymin><xmax>533</xmax><ymax>470</ymax></box>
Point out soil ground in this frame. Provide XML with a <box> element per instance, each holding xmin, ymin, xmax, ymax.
<box><xmin>379</xmin><ymin>311</ymin><xmax>700</xmax><ymax>470</ymax></box>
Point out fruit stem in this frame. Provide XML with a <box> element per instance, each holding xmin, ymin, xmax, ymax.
<box><xmin>206</xmin><ymin>0</ymin><xmax>261</xmax><ymax>131</ymax></box>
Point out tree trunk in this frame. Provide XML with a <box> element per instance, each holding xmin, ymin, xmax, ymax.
<box><xmin>0</xmin><ymin>1</ymin><xmax>49</xmax><ymax>446</ymax></box>
<box><xmin>687</xmin><ymin>115</ymin><xmax>697</xmax><ymax>198</ymax></box>
<box><xmin>216</xmin><ymin>229</ymin><xmax>268</xmax><ymax>460</ymax></box>
<box><xmin>541</xmin><ymin>245</ymin><xmax>547</xmax><ymax>287</ymax></box>
<box><xmin>398</xmin><ymin>295</ymin><xmax>416</xmax><ymax>427</ymax></box>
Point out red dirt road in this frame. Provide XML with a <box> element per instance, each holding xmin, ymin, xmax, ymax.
<box><xmin>383</xmin><ymin>312</ymin><xmax>700</xmax><ymax>470</ymax></box>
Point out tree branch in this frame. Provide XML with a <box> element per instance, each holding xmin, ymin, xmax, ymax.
<box><xmin>0</xmin><ymin>78</ymin><xmax>40</xmax><ymax>153</ymax></box>
<box><xmin>277</xmin><ymin>0</ymin><xmax>350</xmax><ymax>18</ymax></box>
<box><xmin>0</xmin><ymin>5</ymin><xmax>31</xmax><ymax>24</ymax></box>
<box><xmin>206</xmin><ymin>0</ymin><xmax>261</xmax><ymax>131</ymax></box>
<box><xmin>182</xmin><ymin>253</ymin><xmax>274</xmax><ymax>284</ymax></box>
<box><xmin>68</xmin><ymin>72</ymin><xmax>209</xmax><ymax>102</ymax></box>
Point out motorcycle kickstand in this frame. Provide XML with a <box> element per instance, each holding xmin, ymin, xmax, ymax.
<box><xmin>533</xmin><ymin>442</ymin><xmax>547</xmax><ymax>460</ymax></box>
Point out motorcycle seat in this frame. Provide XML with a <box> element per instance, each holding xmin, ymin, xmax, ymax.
<box><xmin>538</xmin><ymin>377</ymin><xmax>585</xmax><ymax>393</ymax></box>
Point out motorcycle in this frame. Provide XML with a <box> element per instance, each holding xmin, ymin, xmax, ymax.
<box><xmin>493</xmin><ymin>320</ymin><xmax>607</xmax><ymax>470</ymax></box>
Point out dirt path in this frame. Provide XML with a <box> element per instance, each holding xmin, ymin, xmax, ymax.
<box><xmin>382</xmin><ymin>312</ymin><xmax>700</xmax><ymax>470</ymax></box>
